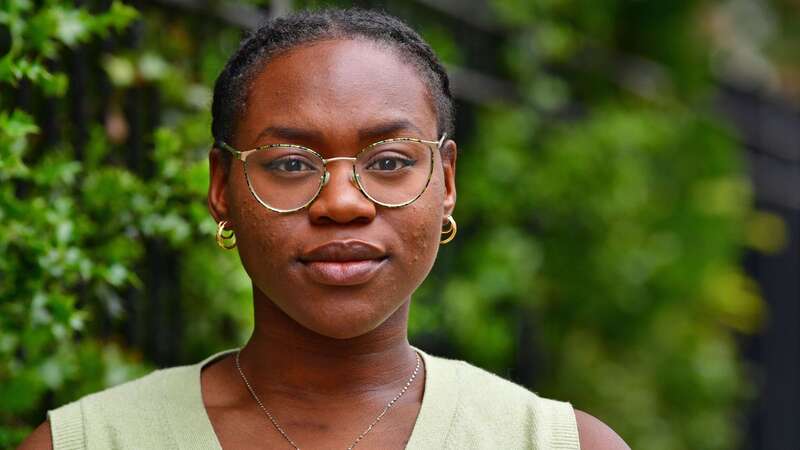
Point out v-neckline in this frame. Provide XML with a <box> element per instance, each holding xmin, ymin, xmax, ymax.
<box><xmin>186</xmin><ymin>346</ymin><xmax>458</xmax><ymax>449</ymax></box>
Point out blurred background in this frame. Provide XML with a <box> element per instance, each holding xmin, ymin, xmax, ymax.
<box><xmin>1</xmin><ymin>0</ymin><xmax>798</xmax><ymax>448</ymax></box>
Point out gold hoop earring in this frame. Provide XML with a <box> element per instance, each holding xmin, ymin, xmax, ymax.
<box><xmin>440</xmin><ymin>215</ymin><xmax>457</xmax><ymax>244</ymax></box>
<box><xmin>216</xmin><ymin>220</ymin><xmax>237</xmax><ymax>250</ymax></box>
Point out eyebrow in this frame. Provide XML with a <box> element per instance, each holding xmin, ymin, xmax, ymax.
<box><xmin>254</xmin><ymin>119</ymin><xmax>425</xmax><ymax>146</ymax></box>
<box><xmin>255</xmin><ymin>126</ymin><xmax>324</xmax><ymax>143</ymax></box>
<box><xmin>357</xmin><ymin>119</ymin><xmax>424</xmax><ymax>141</ymax></box>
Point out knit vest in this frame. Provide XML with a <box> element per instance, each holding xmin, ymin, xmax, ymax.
<box><xmin>48</xmin><ymin>347</ymin><xmax>580</xmax><ymax>449</ymax></box>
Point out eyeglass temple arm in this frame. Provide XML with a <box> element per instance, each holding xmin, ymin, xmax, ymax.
<box><xmin>437</xmin><ymin>133</ymin><xmax>447</xmax><ymax>148</ymax></box>
<box><xmin>215</xmin><ymin>141</ymin><xmax>245</xmax><ymax>161</ymax></box>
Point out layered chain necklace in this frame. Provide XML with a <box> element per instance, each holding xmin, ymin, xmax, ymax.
<box><xmin>234</xmin><ymin>349</ymin><xmax>422</xmax><ymax>450</ymax></box>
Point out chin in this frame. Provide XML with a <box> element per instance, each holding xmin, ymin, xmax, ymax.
<box><xmin>251</xmin><ymin>264</ymin><xmax>417</xmax><ymax>340</ymax></box>
<box><xmin>309</xmin><ymin>324</ymin><xmax>379</xmax><ymax>340</ymax></box>
<box><xmin>264</xmin><ymin>289</ymin><xmax>403</xmax><ymax>340</ymax></box>
<box><xmin>297</xmin><ymin>301</ymin><xmax>399</xmax><ymax>339</ymax></box>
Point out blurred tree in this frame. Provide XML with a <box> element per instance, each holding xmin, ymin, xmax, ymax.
<box><xmin>0</xmin><ymin>2</ymin><xmax>145</xmax><ymax>445</ymax></box>
<box><xmin>0</xmin><ymin>0</ymin><xmax>252</xmax><ymax>445</ymax></box>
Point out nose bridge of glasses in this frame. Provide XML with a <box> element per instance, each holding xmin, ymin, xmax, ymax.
<box><xmin>321</xmin><ymin>156</ymin><xmax>358</xmax><ymax>187</ymax></box>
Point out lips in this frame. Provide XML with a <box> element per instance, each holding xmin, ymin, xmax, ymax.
<box><xmin>299</xmin><ymin>240</ymin><xmax>388</xmax><ymax>286</ymax></box>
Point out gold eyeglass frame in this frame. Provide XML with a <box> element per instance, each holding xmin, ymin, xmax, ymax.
<box><xmin>216</xmin><ymin>133</ymin><xmax>447</xmax><ymax>213</ymax></box>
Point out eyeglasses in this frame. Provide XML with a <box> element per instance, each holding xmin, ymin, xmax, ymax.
<box><xmin>216</xmin><ymin>134</ymin><xmax>446</xmax><ymax>213</ymax></box>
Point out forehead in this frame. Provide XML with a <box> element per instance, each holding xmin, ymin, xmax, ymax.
<box><xmin>236</xmin><ymin>39</ymin><xmax>437</xmax><ymax>147</ymax></box>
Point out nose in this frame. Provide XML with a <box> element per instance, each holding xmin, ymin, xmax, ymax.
<box><xmin>307</xmin><ymin>162</ymin><xmax>376</xmax><ymax>225</ymax></box>
<box><xmin>320</xmin><ymin>169</ymin><xmax>360</xmax><ymax>189</ymax></box>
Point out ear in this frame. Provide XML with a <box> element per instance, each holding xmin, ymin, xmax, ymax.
<box><xmin>441</xmin><ymin>139</ymin><xmax>457</xmax><ymax>218</ymax></box>
<box><xmin>208</xmin><ymin>147</ymin><xmax>231</xmax><ymax>223</ymax></box>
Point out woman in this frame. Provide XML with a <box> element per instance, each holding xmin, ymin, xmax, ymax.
<box><xmin>22</xmin><ymin>8</ymin><xmax>628</xmax><ymax>450</ymax></box>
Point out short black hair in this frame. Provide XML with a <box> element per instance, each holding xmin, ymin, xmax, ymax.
<box><xmin>211</xmin><ymin>7</ymin><xmax>455</xmax><ymax>154</ymax></box>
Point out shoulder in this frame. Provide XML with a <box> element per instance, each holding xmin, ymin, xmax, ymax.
<box><xmin>442</xmin><ymin>358</ymin><xmax>631</xmax><ymax>449</ymax></box>
<box><xmin>44</xmin><ymin>364</ymin><xmax>197</xmax><ymax>449</ymax></box>
<box><xmin>62</xmin><ymin>362</ymin><xmax>195</xmax><ymax>415</ymax></box>
<box><xmin>18</xmin><ymin>367</ymin><xmax>189</xmax><ymax>450</ymax></box>
<box><xmin>574</xmin><ymin>408</ymin><xmax>631</xmax><ymax>450</ymax></box>
<box><xmin>17</xmin><ymin>420</ymin><xmax>53</xmax><ymax>450</ymax></box>
<box><xmin>431</xmin><ymin>355</ymin><xmax>534</xmax><ymax>399</ymax></box>
<box><xmin>422</xmin><ymin>353</ymin><xmax>580</xmax><ymax>449</ymax></box>
<box><xmin>448</xmin><ymin>357</ymin><xmax>576</xmax><ymax>421</ymax></box>
<box><xmin>71</xmin><ymin>363</ymin><xmax>195</xmax><ymax>417</ymax></box>
<box><xmin>92</xmin><ymin>363</ymin><xmax>193</xmax><ymax>400</ymax></box>
<box><xmin>426</xmin><ymin>354</ymin><xmax>548</xmax><ymax>418</ymax></box>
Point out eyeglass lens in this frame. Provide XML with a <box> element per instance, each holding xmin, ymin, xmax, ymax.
<box><xmin>244</xmin><ymin>140</ymin><xmax>433</xmax><ymax>211</ymax></box>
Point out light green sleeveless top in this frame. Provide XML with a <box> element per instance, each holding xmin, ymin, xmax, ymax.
<box><xmin>47</xmin><ymin>348</ymin><xmax>580</xmax><ymax>449</ymax></box>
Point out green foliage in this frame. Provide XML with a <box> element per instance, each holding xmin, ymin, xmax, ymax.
<box><xmin>0</xmin><ymin>0</ymin><xmax>135</xmax><ymax>95</ymax></box>
<box><xmin>0</xmin><ymin>1</ymin><xmax>250</xmax><ymax>445</ymax></box>
<box><xmin>0</xmin><ymin>2</ymin><xmax>140</xmax><ymax>442</ymax></box>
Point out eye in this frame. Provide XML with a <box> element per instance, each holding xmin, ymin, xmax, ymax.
<box><xmin>366</xmin><ymin>155</ymin><xmax>416</xmax><ymax>171</ymax></box>
<box><xmin>265</xmin><ymin>156</ymin><xmax>316</xmax><ymax>172</ymax></box>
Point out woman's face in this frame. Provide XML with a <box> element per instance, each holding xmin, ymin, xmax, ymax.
<box><xmin>209</xmin><ymin>39</ymin><xmax>456</xmax><ymax>339</ymax></box>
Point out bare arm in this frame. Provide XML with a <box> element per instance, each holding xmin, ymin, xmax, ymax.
<box><xmin>574</xmin><ymin>408</ymin><xmax>631</xmax><ymax>450</ymax></box>
<box><xmin>17</xmin><ymin>420</ymin><xmax>53</xmax><ymax>450</ymax></box>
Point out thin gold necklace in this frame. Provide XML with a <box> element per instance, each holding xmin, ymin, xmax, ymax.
<box><xmin>234</xmin><ymin>349</ymin><xmax>422</xmax><ymax>450</ymax></box>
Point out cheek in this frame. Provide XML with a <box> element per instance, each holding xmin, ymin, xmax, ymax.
<box><xmin>227</xmin><ymin>173</ymin><xmax>296</xmax><ymax>283</ymax></box>
<box><xmin>391</xmin><ymin>171</ymin><xmax>446</xmax><ymax>282</ymax></box>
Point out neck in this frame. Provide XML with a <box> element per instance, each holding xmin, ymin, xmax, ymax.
<box><xmin>238</xmin><ymin>289</ymin><xmax>418</xmax><ymax>399</ymax></box>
